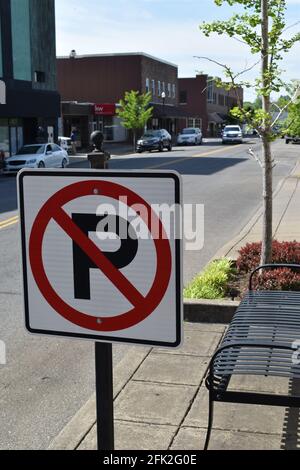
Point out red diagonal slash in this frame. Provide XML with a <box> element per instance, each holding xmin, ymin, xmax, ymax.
<box><xmin>53</xmin><ymin>206</ymin><xmax>145</xmax><ymax>308</ymax></box>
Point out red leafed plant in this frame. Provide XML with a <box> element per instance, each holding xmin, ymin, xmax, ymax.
<box><xmin>237</xmin><ymin>240</ymin><xmax>300</xmax><ymax>273</ymax></box>
<box><xmin>251</xmin><ymin>268</ymin><xmax>300</xmax><ymax>291</ymax></box>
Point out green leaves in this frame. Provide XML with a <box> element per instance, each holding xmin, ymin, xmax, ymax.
<box><xmin>116</xmin><ymin>91</ymin><xmax>153</xmax><ymax>131</ymax></box>
<box><xmin>200</xmin><ymin>0</ymin><xmax>300</xmax><ymax>97</ymax></box>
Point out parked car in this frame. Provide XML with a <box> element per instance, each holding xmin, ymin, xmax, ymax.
<box><xmin>58</xmin><ymin>136</ymin><xmax>73</xmax><ymax>154</ymax></box>
<box><xmin>177</xmin><ymin>128</ymin><xmax>203</xmax><ymax>146</ymax></box>
<box><xmin>3</xmin><ymin>143</ymin><xmax>69</xmax><ymax>174</ymax></box>
<box><xmin>222</xmin><ymin>125</ymin><xmax>243</xmax><ymax>144</ymax></box>
<box><xmin>285</xmin><ymin>135</ymin><xmax>300</xmax><ymax>144</ymax></box>
<box><xmin>136</xmin><ymin>129</ymin><xmax>172</xmax><ymax>153</ymax></box>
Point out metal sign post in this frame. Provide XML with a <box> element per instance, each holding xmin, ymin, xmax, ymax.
<box><xmin>90</xmin><ymin>136</ymin><xmax>114</xmax><ymax>451</ymax></box>
<box><xmin>95</xmin><ymin>342</ymin><xmax>114</xmax><ymax>450</ymax></box>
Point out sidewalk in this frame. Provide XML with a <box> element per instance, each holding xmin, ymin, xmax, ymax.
<box><xmin>215</xmin><ymin>160</ymin><xmax>300</xmax><ymax>260</ymax></box>
<box><xmin>48</xmin><ymin>160</ymin><xmax>300</xmax><ymax>451</ymax></box>
<box><xmin>48</xmin><ymin>322</ymin><xmax>298</xmax><ymax>450</ymax></box>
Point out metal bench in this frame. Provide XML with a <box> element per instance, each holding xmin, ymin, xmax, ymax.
<box><xmin>204</xmin><ymin>264</ymin><xmax>300</xmax><ymax>450</ymax></box>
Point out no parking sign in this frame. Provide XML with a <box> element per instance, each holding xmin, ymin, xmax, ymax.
<box><xmin>18</xmin><ymin>169</ymin><xmax>182</xmax><ymax>347</ymax></box>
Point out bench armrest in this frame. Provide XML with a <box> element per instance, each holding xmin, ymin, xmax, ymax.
<box><xmin>249</xmin><ymin>263</ymin><xmax>300</xmax><ymax>290</ymax></box>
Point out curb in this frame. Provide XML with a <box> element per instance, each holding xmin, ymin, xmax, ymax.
<box><xmin>184</xmin><ymin>298</ymin><xmax>239</xmax><ymax>324</ymax></box>
<box><xmin>48</xmin><ymin>346</ymin><xmax>150</xmax><ymax>450</ymax></box>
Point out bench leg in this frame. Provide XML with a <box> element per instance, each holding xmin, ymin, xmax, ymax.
<box><xmin>204</xmin><ymin>391</ymin><xmax>214</xmax><ymax>450</ymax></box>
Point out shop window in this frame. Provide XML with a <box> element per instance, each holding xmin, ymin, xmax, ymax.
<box><xmin>0</xmin><ymin>119</ymin><xmax>9</xmax><ymax>157</ymax></box>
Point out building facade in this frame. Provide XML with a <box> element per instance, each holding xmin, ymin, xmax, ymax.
<box><xmin>206</xmin><ymin>78</ymin><xmax>244</xmax><ymax>136</ymax></box>
<box><xmin>57</xmin><ymin>52</ymin><xmax>187</xmax><ymax>147</ymax></box>
<box><xmin>178</xmin><ymin>75</ymin><xmax>244</xmax><ymax>137</ymax></box>
<box><xmin>178</xmin><ymin>74</ymin><xmax>208</xmax><ymax>136</ymax></box>
<box><xmin>0</xmin><ymin>0</ymin><xmax>60</xmax><ymax>156</ymax></box>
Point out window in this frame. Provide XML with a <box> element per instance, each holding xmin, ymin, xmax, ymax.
<box><xmin>0</xmin><ymin>19</ymin><xmax>3</xmax><ymax>77</ymax></box>
<box><xmin>172</xmin><ymin>84</ymin><xmax>176</xmax><ymax>99</ymax></box>
<box><xmin>179</xmin><ymin>91</ymin><xmax>187</xmax><ymax>104</ymax></box>
<box><xmin>168</xmin><ymin>83</ymin><xmax>171</xmax><ymax>98</ymax></box>
<box><xmin>218</xmin><ymin>94</ymin><xmax>225</xmax><ymax>106</ymax></box>
<box><xmin>145</xmin><ymin>78</ymin><xmax>150</xmax><ymax>93</ymax></box>
<box><xmin>207</xmin><ymin>81</ymin><xmax>214</xmax><ymax>103</ymax></box>
<box><xmin>186</xmin><ymin>118</ymin><xmax>202</xmax><ymax>129</ymax></box>
<box><xmin>151</xmin><ymin>79</ymin><xmax>155</xmax><ymax>96</ymax></box>
<box><xmin>34</xmin><ymin>71</ymin><xmax>46</xmax><ymax>83</ymax></box>
<box><xmin>162</xmin><ymin>82</ymin><xmax>165</xmax><ymax>94</ymax></box>
<box><xmin>158</xmin><ymin>81</ymin><xmax>161</xmax><ymax>97</ymax></box>
<box><xmin>0</xmin><ymin>119</ymin><xmax>9</xmax><ymax>156</ymax></box>
<box><xmin>11</xmin><ymin>0</ymin><xmax>31</xmax><ymax>81</ymax></box>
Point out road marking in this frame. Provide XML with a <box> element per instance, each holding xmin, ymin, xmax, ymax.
<box><xmin>148</xmin><ymin>144</ymin><xmax>244</xmax><ymax>169</ymax></box>
<box><xmin>0</xmin><ymin>215</ymin><xmax>19</xmax><ymax>230</ymax></box>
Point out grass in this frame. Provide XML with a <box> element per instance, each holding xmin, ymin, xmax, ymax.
<box><xmin>184</xmin><ymin>258</ymin><xmax>235</xmax><ymax>300</ymax></box>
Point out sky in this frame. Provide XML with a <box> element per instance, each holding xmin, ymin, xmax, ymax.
<box><xmin>55</xmin><ymin>0</ymin><xmax>300</xmax><ymax>101</ymax></box>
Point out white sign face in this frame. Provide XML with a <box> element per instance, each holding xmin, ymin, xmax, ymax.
<box><xmin>18</xmin><ymin>169</ymin><xmax>182</xmax><ymax>347</ymax></box>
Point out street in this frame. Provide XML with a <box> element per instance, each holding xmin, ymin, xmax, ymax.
<box><xmin>0</xmin><ymin>138</ymin><xmax>298</xmax><ymax>449</ymax></box>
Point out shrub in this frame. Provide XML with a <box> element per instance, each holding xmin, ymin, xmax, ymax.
<box><xmin>252</xmin><ymin>268</ymin><xmax>300</xmax><ymax>291</ymax></box>
<box><xmin>237</xmin><ymin>240</ymin><xmax>300</xmax><ymax>273</ymax></box>
<box><xmin>184</xmin><ymin>258</ymin><xmax>234</xmax><ymax>300</ymax></box>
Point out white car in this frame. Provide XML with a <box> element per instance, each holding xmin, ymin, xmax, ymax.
<box><xmin>177</xmin><ymin>128</ymin><xmax>203</xmax><ymax>146</ymax></box>
<box><xmin>222</xmin><ymin>125</ymin><xmax>243</xmax><ymax>144</ymax></box>
<box><xmin>3</xmin><ymin>143</ymin><xmax>69</xmax><ymax>174</ymax></box>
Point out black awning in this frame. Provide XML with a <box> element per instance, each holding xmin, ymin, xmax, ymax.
<box><xmin>151</xmin><ymin>103</ymin><xmax>188</xmax><ymax>119</ymax></box>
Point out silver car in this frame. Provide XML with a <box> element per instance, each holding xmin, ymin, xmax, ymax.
<box><xmin>3</xmin><ymin>143</ymin><xmax>69</xmax><ymax>174</ymax></box>
<box><xmin>177</xmin><ymin>128</ymin><xmax>203</xmax><ymax>146</ymax></box>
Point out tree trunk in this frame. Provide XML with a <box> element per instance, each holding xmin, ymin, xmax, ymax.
<box><xmin>260</xmin><ymin>0</ymin><xmax>273</xmax><ymax>265</ymax></box>
<box><xmin>261</xmin><ymin>136</ymin><xmax>273</xmax><ymax>265</ymax></box>
<box><xmin>133</xmin><ymin>130</ymin><xmax>136</xmax><ymax>152</ymax></box>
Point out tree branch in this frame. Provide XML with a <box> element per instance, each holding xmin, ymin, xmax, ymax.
<box><xmin>248</xmin><ymin>147</ymin><xmax>264</xmax><ymax>168</ymax></box>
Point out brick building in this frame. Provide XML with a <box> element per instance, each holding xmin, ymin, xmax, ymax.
<box><xmin>57</xmin><ymin>52</ymin><xmax>187</xmax><ymax>147</ymax></box>
<box><xmin>178</xmin><ymin>75</ymin><xmax>243</xmax><ymax>137</ymax></box>
<box><xmin>178</xmin><ymin>74</ymin><xmax>208</xmax><ymax>136</ymax></box>
<box><xmin>207</xmin><ymin>78</ymin><xmax>244</xmax><ymax>136</ymax></box>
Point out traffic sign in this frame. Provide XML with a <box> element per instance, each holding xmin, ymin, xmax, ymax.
<box><xmin>18</xmin><ymin>170</ymin><xmax>182</xmax><ymax>347</ymax></box>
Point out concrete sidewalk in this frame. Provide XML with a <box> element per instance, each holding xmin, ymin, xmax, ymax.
<box><xmin>48</xmin><ymin>156</ymin><xmax>300</xmax><ymax>451</ymax></box>
<box><xmin>48</xmin><ymin>322</ymin><xmax>299</xmax><ymax>450</ymax></box>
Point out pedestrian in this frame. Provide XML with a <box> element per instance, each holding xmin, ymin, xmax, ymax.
<box><xmin>70</xmin><ymin>129</ymin><xmax>77</xmax><ymax>155</ymax></box>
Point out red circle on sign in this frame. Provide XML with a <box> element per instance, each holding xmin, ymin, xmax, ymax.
<box><xmin>29</xmin><ymin>180</ymin><xmax>172</xmax><ymax>332</ymax></box>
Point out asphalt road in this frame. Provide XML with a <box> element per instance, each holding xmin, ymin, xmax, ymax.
<box><xmin>0</xmin><ymin>138</ymin><xmax>298</xmax><ymax>449</ymax></box>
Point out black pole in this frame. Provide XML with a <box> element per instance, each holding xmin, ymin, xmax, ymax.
<box><xmin>95</xmin><ymin>342</ymin><xmax>114</xmax><ymax>450</ymax></box>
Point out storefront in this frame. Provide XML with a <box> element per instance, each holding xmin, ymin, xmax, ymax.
<box><xmin>61</xmin><ymin>102</ymin><xmax>127</xmax><ymax>150</ymax></box>
<box><xmin>0</xmin><ymin>118</ymin><xmax>23</xmax><ymax>157</ymax></box>
<box><xmin>93</xmin><ymin>104</ymin><xmax>127</xmax><ymax>142</ymax></box>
